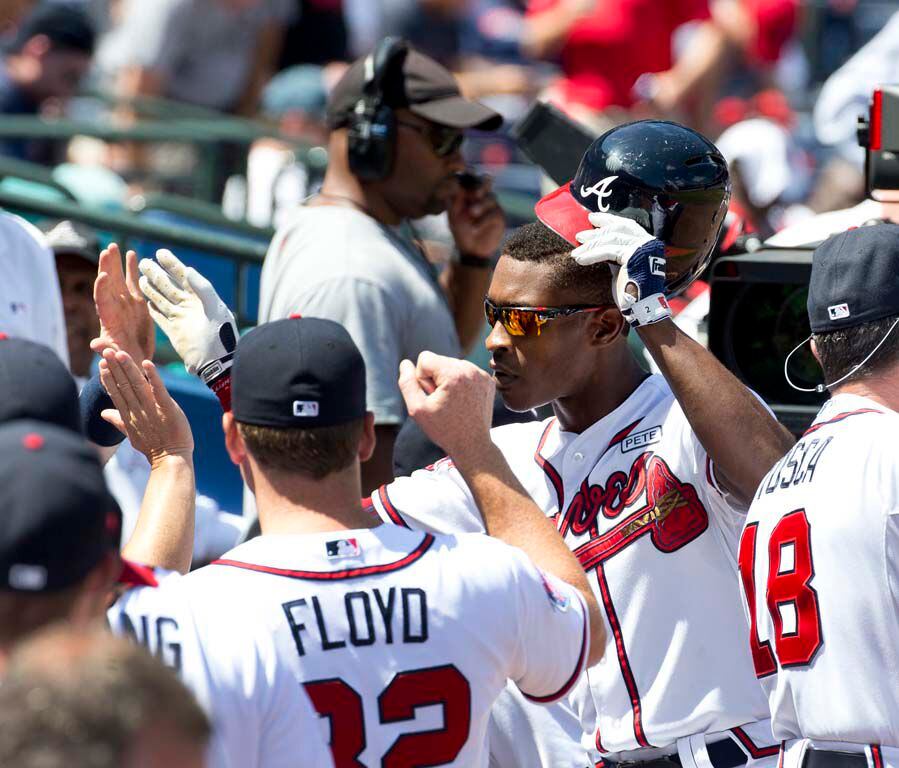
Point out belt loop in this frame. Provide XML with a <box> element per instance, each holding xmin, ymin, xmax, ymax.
<box><xmin>677</xmin><ymin>735</ymin><xmax>704</xmax><ymax>768</ymax></box>
<box><xmin>695</xmin><ymin>733</ymin><xmax>717</xmax><ymax>768</ymax></box>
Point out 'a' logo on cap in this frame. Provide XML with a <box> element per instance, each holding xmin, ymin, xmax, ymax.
<box><xmin>293</xmin><ymin>401</ymin><xmax>319</xmax><ymax>418</ymax></box>
<box><xmin>828</xmin><ymin>303</ymin><xmax>850</xmax><ymax>320</ymax></box>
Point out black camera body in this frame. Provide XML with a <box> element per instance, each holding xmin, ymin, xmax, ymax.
<box><xmin>857</xmin><ymin>85</ymin><xmax>899</xmax><ymax>194</ymax></box>
<box><xmin>708</xmin><ymin>247</ymin><xmax>822</xmax><ymax>435</ymax></box>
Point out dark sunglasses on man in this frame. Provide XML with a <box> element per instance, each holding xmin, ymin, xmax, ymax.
<box><xmin>484</xmin><ymin>297</ymin><xmax>614</xmax><ymax>337</ymax></box>
<box><xmin>396</xmin><ymin>119</ymin><xmax>465</xmax><ymax>158</ymax></box>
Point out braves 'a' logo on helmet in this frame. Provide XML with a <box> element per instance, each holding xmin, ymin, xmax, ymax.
<box><xmin>579</xmin><ymin>175</ymin><xmax>618</xmax><ymax>211</ymax></box>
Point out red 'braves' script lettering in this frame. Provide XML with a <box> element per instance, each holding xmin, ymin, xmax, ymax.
<box><xmin>561</xmin><ymin>454</ymin><xmax>650</xmax><ymax>538</ymax></box>
<box><xmin>559</xmin><ymin>453</ymin><xmax>708</xmax><ymax>571</ymax></box>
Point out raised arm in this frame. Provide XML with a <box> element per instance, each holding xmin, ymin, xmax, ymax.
<box><xmin>100</xmin><ymin>349</ymin><xmax>195</xmax><ymax>574</ymax></box>
<box><xmin>637</xmin><ymin>321</ymin><xmax>792</xmax><ymax>503</ymax></box>
<box><xmin>91</xmin><ymin>243</ymin><xmax>156</xmax><ymax>364</ymax></box>
<box><xmin>86</xmin><ymin>242</ymin><xmax>157</xmax><ymax>463</ymax></box>
<box><xmin>398</xmin><ymin>351</ymin><xmax>605</xmax><ymax>666</ymax></box>
<box><xmin>571</xmin><ymin>212</ymin><xmax>794</xmax><ymax>505</ymax></box>
<box><xmin>138</xmin><ymin>249</ymin><xmax>238</xmax><ymax>411</ymax></box>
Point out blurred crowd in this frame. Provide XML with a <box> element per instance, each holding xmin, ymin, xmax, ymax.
<box><xmin>0</xmin><ymin>1</ymin><xmax>895</xmax><ymax>228</ymax></box>
<box><xmin>0</xmin><ymin>1</ymin><xmax>898</xmax><ymax>765</ymax></box>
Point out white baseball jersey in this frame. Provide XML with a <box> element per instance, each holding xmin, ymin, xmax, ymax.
<box><xmin>113</xmin><ymin>524</ymin><xmax>589</xmax><ymax>768</ymax></box>
<box><xmin>740</xmin><ymin>393</ymin><xmax>899</xmax><ymax>767</ymax></box>
<box><xmin>108</xmin><ymin>566</ymin><xmax>335</xmax><ymax>768</ymax></box>
<box><xmin>371</xmin><ymin>374</ymin><xmax>776</xmax><ymax>761</ymax></box>
<box><xmin>0</xmin><ymin>212</ymin><xmax>68</xmax><ymax>366</ymax></box>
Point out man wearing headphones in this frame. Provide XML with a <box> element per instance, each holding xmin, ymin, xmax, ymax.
<box><xmin>258</xmin><ymin>38</ymin><xmax>505</xmax><ymax>494</ymax></box>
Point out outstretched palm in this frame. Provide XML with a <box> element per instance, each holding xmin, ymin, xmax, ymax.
<box><xmin>91</xmin><ymin>242</ymin><xmax>155</xmax><ymax>362</ymax></box>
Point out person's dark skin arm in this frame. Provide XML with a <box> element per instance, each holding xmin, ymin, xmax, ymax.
<box><xmin>444</xmin><ymin>177</ymin><xmax>505</xmax><ymax>354</ymax></box>
<box><xmin>637</xmin><ymin>319</ymin><xmax>794</xmax><ymax>505</ymax></box>
<box><xmin>572</xmin><ymin>211</ymin><xmax>794</xmax><ymax>507</ymax></box>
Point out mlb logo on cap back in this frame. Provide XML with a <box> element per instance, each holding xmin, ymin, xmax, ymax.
<box><xmin>808</xmin><ymin>224</ymin><xmax>899</xmax><ymax>333</ymax></box>
<box><xmin>293</xmin><ymin>401</ymin><xmax>320</xmax><ymax>418</ymax></box>
<box><xmin>8</xmin><ymin>564</ymin><xmax>48</xmax><ymax>591</ymax></box>
<box><xmin>828</xmin><ymin>303</ymin><xmax>850</xmax><ymax>321</ymax></box>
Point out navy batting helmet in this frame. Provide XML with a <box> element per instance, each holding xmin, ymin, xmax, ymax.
<box><xmin>535</xmin><ymin>119</ymin><xmax>731</xmax><ymax>296</ymax></box>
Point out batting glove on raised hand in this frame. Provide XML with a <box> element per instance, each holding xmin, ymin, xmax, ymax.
<box><xmin>138</xmin><ymin>249</ymin><xmax>238</xmax><ymax>409</ymax></box>
<box><xmin>571</xmin><ymin>212</ymin><xmax>672</xmax><ymax>327</ymax></box>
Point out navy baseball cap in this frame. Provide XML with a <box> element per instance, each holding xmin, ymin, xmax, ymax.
<box><xmin>808</xmin><ymin>223</ymin><xmax>899</xmax><ymax>333</ymax></box>
<box><xmin>0</xmin><ymin>337</ymin><xmax>80</xmax><ymax>433</ymax></box>
<box><xmin>232</xmin><ymin>317</ymin><xmax>367</xmax><ymax>428</ymax></box>
<box><xmin>0</xmin><ymin>421</ymin><xmax>149</xmax><ymax>593</ymax></box>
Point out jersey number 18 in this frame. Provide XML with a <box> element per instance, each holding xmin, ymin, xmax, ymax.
<box><xmin>738</xmin><ymin>508</ymin><xmax>823</xmax><ymax>677</ymax></box>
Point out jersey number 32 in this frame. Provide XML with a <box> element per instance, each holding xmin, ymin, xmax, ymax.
<box><xmin>305</xmin><ymin>664</ymin><xmax>471</xmax><ymax>767</ymax></box>
<box><xmin>738</xmin><ymin>508</ymin><xmax>823</xmax><ymax>677</ymax></box>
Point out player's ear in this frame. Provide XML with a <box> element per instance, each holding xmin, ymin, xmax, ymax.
<box><xmin>72</xmin><ymin>551</ymin><xmax>122</xmax><ymax>626</ymax></box>
<box><xmin>357</xmin><ymin>412</ymin><xmax>376</xmax><ymax>463</ymax></box>
<box><xmin>222</xmin><ymin>411</ymin><xmax>247</xmax><ymax>465</ymax></box>
<box><xmin>810</xmin><ymin>337</ymin><xmax>821</xmax><ymax>364</ymax></box>
<box><xmin>587</xmin><ymin>306</ymin><xmax>627</xmax><ymax>347</ymax></box>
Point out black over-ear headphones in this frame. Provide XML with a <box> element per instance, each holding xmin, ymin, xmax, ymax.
<box><xmin>347</xmin><ymin>37</ymin><xmax>409</xmax><ymax>181</ymax></box>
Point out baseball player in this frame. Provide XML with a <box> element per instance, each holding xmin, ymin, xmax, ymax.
<box><xmin>740</xmin><ymin>224</ymin><xmax>899</xmax><ymax>768</ymax></box>
<box><xmin>80</xmin><ymin>348</ymin><xmax>335</xmax><ymax>768</ymax></box>
<box><xmin>136</xmin><ymin>120</ymin><xmax>795</xmax><ymax>768</ymax></box>
<box><xmin>368</xmin><ymin>120</ymin><xmax>796</xmax><ymax>767</ymax></box>
<box><xmin>117</xmin><ymin>262</ymin><xmax>607</xmax><ymax>766</ymax></box>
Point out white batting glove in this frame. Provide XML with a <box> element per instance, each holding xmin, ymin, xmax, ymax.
<box><xmin>571</xmin><ymin>212</ymin><xmax>672</xmax><ymax>327</ymax></box>
<box><xmin>138</xmin><ymin>250</ymin><xmax>238</xmax><ymax>404</ymax></box>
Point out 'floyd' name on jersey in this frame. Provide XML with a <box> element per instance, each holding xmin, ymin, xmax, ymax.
<box><xmin>282</xmin><ymin>586</ymin><xmax>429</xmax><ymax>657</ymax></box>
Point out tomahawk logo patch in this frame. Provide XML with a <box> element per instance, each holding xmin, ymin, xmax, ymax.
<box><xmin>579</xmin><ymin>175</ymin><xmax>618</xmax><ymax>212</ymax></box>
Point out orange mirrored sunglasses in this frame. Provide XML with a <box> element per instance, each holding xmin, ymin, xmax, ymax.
<box><xmin>484</xmin><ymin>298</ymin><xmax>613</xmax><ymax>337</ymax></box>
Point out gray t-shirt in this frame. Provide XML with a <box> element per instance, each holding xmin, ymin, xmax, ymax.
<box><xmin>259</xmin><ymin>206</ymin><xmax>462</xmax><ymax>425</ymax></box>
<box><xmin>97</xmin><ymin>0</ymin><xmax>293</xmax><ymax>110</ymax></box>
